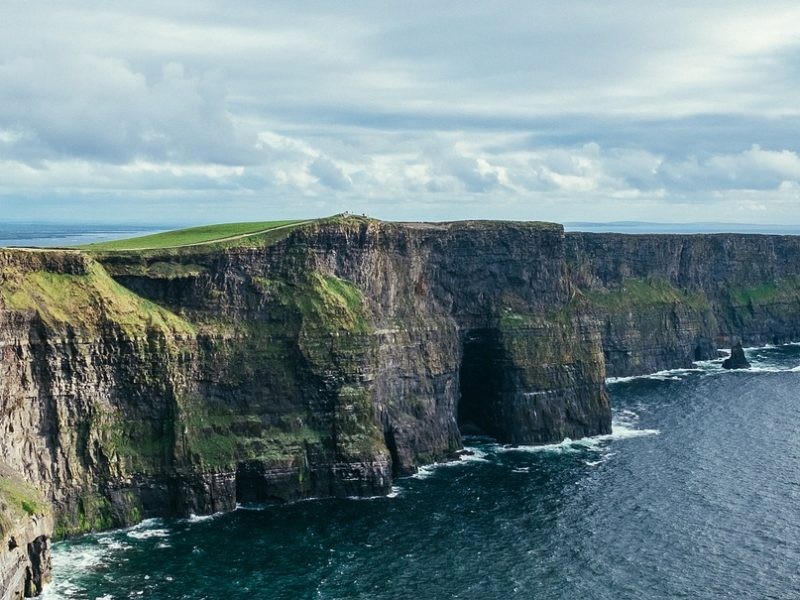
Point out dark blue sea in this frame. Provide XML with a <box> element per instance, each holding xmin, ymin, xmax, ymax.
<box><xmin>43</xmin><ymin>344</ymin><xmax>800</xmax><ymax>599</ymax></box>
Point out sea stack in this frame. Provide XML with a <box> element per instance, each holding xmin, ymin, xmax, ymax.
<box><xmin>722</xmin><ymin>341</ymin><xmax>751</xmax><ymax>369</ymax></box>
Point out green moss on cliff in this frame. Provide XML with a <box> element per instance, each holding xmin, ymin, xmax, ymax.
<box><xmin>101</xmin><ymin>417</ymin><xmax>173</xmax><ymax>474</ymax></box>
<box><xmin>256</xmin><ymin>273</ymin><xmax>373</xmax><ymax>334</ymax></box>
<box><xmin>0</xmin><ymin>468</ymin><xmax>50</xmax><ymax>538</ymax></box>
<box><xmin>0</xmin><ymin>260</ymin><xmax>194</xmax><ymax>335</ymax></box>
<box><xmin>730</xmin><ymin>276</ymin><xmax>800</xmax><ymax>306</ymax></box>
<box><xmin>55</xmin><ymin>492</ymin><xmax>115</xmax><ymax>538</ymax></box>
<box><xmin>104</xmin><ymin>261</ymin><xmax>208</xmax><ymax>279</ymax></box>
<box><xmin>178</xmin><ymin>401</ymin><xmax>325</xmax><ymax>469</ymax></box>
<box><xmin>0</xmin><ymin>475</ymin><xmax>48</xmax><ymax>518</ymax></box>
<box><xmin>585</xmin><ymin>278</ymin><xmax>710</xmax><ymax>312</ymax></box>
<box><xmin>333</xmin><ymin>386</ymin><xmax>387</xmax><ymax>459</ymax></box>
<box><xmin>498</xmin><ymin>295</ymin><xmax>602</xmax><ymax>375</ymax></box>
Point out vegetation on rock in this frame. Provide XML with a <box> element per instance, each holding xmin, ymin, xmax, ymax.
<box><xmin>78</xmin><ymin>220</ymin><xmax>305</xmax><ymax>251</ymax></box>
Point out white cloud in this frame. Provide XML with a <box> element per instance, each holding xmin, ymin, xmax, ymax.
<box><xmin>2</xmin><ymin>2</ymin><xmax>800</xmax><ymax>223</ymax></box>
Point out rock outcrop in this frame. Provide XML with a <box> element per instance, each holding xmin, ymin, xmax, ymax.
<box><xmin>722</xmin><ymin>342</ymin><xmax>751</xmax><ymax>370</ymax></box>
<box><xmin>1</xmin><ymin>217</ymin><xmax>799</xmax><ymax>596</ymax></box>
<box><xmin>0</xmin><ymin>463</ymin><xmax>52</xmax><ymax>600</ymax></box>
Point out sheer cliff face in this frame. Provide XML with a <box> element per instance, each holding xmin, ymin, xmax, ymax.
<box><xmin>0</xmin><ymin>219</ymin><xmax>610</xmax><ymax>552</ymax></box>
<box><xmin>566</xmin><ymin>233</ymin><xmax>800</xmax><ymax>376</ymax></box>
<box><xmin>3</xmin><ymin>220</ymin><xmax>800</xmax><ymax>594</ymax></box>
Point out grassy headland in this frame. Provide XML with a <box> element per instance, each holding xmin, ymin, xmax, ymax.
<box><xmin>78</xmin><ymin>220</ymin><xmax>307</xmax><ymax>251</ymax></box>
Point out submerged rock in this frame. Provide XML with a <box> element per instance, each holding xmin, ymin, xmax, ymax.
<box><xmin>722</xmin><ymin>342</ymin><xmax>751</xmax><ymax>370</ymax></box>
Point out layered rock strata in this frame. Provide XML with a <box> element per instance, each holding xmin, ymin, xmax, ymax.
<box><xmin>566</xmin><ymin>232</ymin><xmax>800</xmax><ymax>376</ymax></box>
<box><xmin>0</xmin><ymin>217</ymin><xmax>610</xmax><ymax>594</ymax></box>
<box><xmin>3</xmin><ymin>218</ymin><xmax>800</xmax><ymax>596</ymax></box>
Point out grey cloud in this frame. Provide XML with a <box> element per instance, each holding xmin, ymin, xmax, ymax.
<box><xmin>308</xmin><ymin>157</ymin><xmax>351</xmax><ymax>190</ymax></box>
<box><xmin>2</xmin><ymin>1</ymin><xmax>800</xmax><ymax>224</ymax></box>
<box><xmin>0</xmin><ymin>54</ymin><xmax>258</xmax><ymax>166</ymax></box>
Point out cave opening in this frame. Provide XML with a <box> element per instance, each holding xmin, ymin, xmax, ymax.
<box><xmin>457</xmin><ymin>329</ymin><xmax>508</xmax><ymax>440</ymax></box>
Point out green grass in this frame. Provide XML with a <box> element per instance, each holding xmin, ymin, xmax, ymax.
<box><xmin>0</xmin><ymin>469</ymin><xmax>50</xmax><ymax>536</ymax></box>
<box><xmin>586</xmin><ymin>278</ymin><xmax>710</xmax><ymax>313</ymax></box>
<box><xmin>0</xmin><ymin>260</ymin><xmax>194</xmax><ymax>335</ymax></box>
<box><xmin>730</xmin><ymin>276</ymin><xmax>800</xmax><ymax>306</ymax></box>
<box><xmin>78</xmin><ymin>220</ymin><xmax>306</xmax><ymax>251</ymax></box>
<box><xmin>255</xmin><ymin>273</ymin><xmax>373</xmax><ymax>334</ymax></box>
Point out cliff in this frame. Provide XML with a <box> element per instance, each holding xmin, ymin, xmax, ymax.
<box><xmin>0</xmin><ymin>217</ymin><xmax>612</xmax><ymax>593</ymax></box>
<box><xmin>2</xmin><ymin>218</ymin><xmax>799</xmax><ymax>596</ymax></box>
<box><xmin>566</xmin><ymin>232</ymin><xmax>800</xmax><ymax>376</ymax></box>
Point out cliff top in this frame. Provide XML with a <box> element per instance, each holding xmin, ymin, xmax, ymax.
<box><xmin>71</xmin><ymin>215</ymin><xmax>562</xmax><ymax>255</ymax></box>
<box><xmin>0</xmin><ymin>216</ymin><xmax>565</xmax><ymax>257</ymax></box>
<box><xmin>78</xmin><ymin>219</ymin><xmax>310</xmax><ymax>251</ymax></box>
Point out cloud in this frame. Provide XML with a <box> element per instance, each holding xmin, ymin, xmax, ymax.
<box><xmin>308</xmin><ymin>157</ymin><xmax>351</xmax><ymax>190</ymax></box>
<box><xmin>1</xmin><ymin>2</ymin><xmax>800</xmax><ymax>223</ymax></box>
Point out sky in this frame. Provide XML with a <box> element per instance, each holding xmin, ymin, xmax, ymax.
<box><xmin>2</xmin><ymin>1</ymin><xmax>800</xmax><ymax>225</ymax></box>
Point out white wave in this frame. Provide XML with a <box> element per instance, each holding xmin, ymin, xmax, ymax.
<box><xmin>460</xmin><ymin>446</ymin><xmax>490</xmax><ymax>463</ymax></box>
<box><xmin>185</xmin><ymin>511</ymin><xmax>225</xmax><ymax>523</ymax></box>
<box><xmin>741</xmin><ymin>365</ymin><xmax>800</xmax><ymax>373</ymax></box>
<box><xmin>585</xmin><ymin>451</ymin><xmax>617</xmax><ymax>467</ymax></box>
<box><xmin>127</xmin><ymin>528</ymin><xmax>170</xmax><ymax>540</ymax></box>
<box><xmin>235</xmin><ymin>502</ymin><xmax>269</xmax><ymax>511</ymax></box>
<box><xmin>496</xmin><ymin>437</ymin><xmax>599</xmax><ymax>455</ymax></box>
<box><xmin>41</xmin><ymin>533</ymin><xmax>132</xmax><ymax>598</ymax></box>
<box><xmin>410</xmin><ymin>464</ymin><xmax>437</xmax><ymax>479</ymax></box>
<box><xmin>606</xmin><ymin>367</ymin><xmax>702</xmax><ymax>384</ymax></box>
<box><xmin>347</xmin><ymin>494</ymin><xmax>386</xmax><ymax>501</ymax></box>
<box><xmin>42</xmin><ymin>580</ymin><xmax>82</xmax><ymax>599</ymax></box>
<box><xmin>49</xmin><ymin>542</ymin><xmax>107</xmax><ymax>572</ymax></box>
<box><xmin>409</xmin><ymin>447</ymin><xmax>490</xmax><ymax>479</ymax></box>
<box><xmin>608</xmin><ymin>341</ymin><xmax>800</xmax><ymax>384</ymax></box>
<box><xmin>126</xmin><ymin>524</ymin><xmax>170</xmax><ymax>540</ymax></box>
<box><xmin>347</xmin><ymin>486</ymin><xmax>404</xmax><ymax>501</ymax></box>
<box><xmin>96</xmin><ymin>537</ymin><xmax>131</xmax><ymax>552</ymax></box>
<box><xmin>497</xmin><ymin>416</ymin><xmax>658</xmax><ymax>456</ymax></box>
<box><xmin>742</xmin><ymin>343</ymin><xmax>778</xmax><ymax>351</ymax></box>
<box><xmin>614</xmin><ymin>408</ymin><xmax>640</xmax><ymax>421</ymax></box>
<box><xmin>605</xmin><ymin>422</ymin><xmax>661</xmax><ymax>441</ymax></box>
<box><xmin>125</xmin><ymin>518</ymin><xmax>164</xmax><ymax>532</ymax></box>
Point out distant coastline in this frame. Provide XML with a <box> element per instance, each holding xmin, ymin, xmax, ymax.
<box><xmin>564</xmin><ymin>221</ymin><xmax>800</xmax><ymax>235</ymax></box>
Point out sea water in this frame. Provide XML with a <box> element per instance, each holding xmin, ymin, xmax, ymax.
<box><xmin>0</xmin><ymin>223</ymin><xmax>169</xmax><ymax>248</ymax></box>
<box><xmin>41</xmin><ymin>346</ymin><xmax>800</xmax><ymax>599</ymax></box>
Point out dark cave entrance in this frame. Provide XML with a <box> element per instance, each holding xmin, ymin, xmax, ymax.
<box><xmin>457</xmin><ymin>329</ymin><xmax>508</xmax><ymax>440</ymax></box>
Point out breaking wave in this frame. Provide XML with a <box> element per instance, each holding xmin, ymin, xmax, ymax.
<box><xmin>606</xmin><ymin>341</ymin><xmax>800</xmax><ymax>385</ymax></box>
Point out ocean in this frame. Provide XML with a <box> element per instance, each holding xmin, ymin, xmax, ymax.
<box><xmin>42</xmin><ymin>344</ymin><xmax>800</xmax><ymax>599</ymax></box>
<box><xmin>0</xmin><ymin>223</ymin><xmax>171</xmax><ymax>248</ymax></box>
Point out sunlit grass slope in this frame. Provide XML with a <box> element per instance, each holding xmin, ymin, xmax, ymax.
<box><xmin>78</xmin><ymin>220</ymin><xmax>305</xmax><ymax>251</ymax></box>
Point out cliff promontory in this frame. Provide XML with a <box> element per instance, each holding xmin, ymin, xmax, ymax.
<box><xmin>1</xmin><ymin>217</ymin><xmax>799</xmax><ymax>596</ymax></box>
